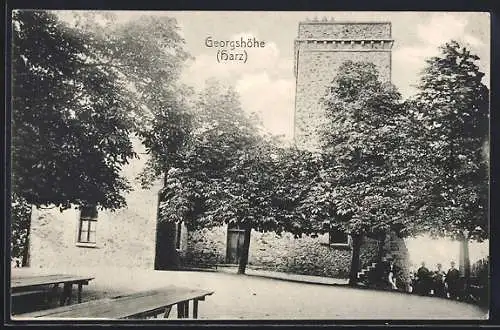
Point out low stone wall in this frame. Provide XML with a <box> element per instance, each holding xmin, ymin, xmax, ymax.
<box><xmin>248</xmin><ymin>231</ymin><xmax>351</xmax><ymax>278</ymax></box>
<box><xmin>182</xmin><ymin>226</ymin><xmax>382</xmax><ymax>278</ymax></box>
<box><xmin>181</xmin><ymin>227</ymin><xmax>227</xmax><ymax>267</ymax></box>
<box><xmin>360</xmin><ymin>235</ymin><xmax>382</xmax><ymax>269</ymax></box>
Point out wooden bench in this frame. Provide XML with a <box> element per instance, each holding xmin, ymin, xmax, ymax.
<box><xmin>11</xmin><ymin>289</ymin><xmax>48</xmax><ymax>298</ymax></box>
<box><xmin>12</xmin><ymin>274</ymin><xmax>94</xmax><ymax>306</ymax></box>
<box><xmin>15</xmin><ymin>286</ymin><xmax>214</xmax><ymax>320</ymax></box>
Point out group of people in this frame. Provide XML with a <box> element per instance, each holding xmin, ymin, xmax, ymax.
<box><xmin>411</xmin><ymin>261</ymin><xmax>462</xmax><ymax>299</ymax></box>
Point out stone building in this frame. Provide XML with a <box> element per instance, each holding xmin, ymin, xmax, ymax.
<box><xmin>26</xmin><ymin>19</ymin><xmax>410</xmax><ymax>285</ymax></box>
<box><xmin>27</xmin><ymin>138</ymin><xmax>162</xmax><ymax>270</ymax></box>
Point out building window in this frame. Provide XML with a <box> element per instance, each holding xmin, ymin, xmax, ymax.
<box><xmin>329</xmin><ymin>227</ymin><xmax>349</xmax><ymax>246</ymax></box>
<box><xmin>77</xmin><ymin>205</ymin><xmax>97</xmax><ymax>244</ymax></box>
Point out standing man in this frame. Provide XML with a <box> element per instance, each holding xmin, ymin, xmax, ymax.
<box><xmin>416</xmin><ymin>262</ymin><xmax>431</xmax><ymax>295</ymax></box>
<box><xmin>445</xmin><ymin>261</ymin><xmax>461</xmax><ymax>300</ymax></box>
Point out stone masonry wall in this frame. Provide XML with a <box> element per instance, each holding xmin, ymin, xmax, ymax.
<box><xmin>385</xmin><ymin>231</ymin><xmax>411</xmax><ymax>289</ymax></box>
<box><xmin>248</xmin><ymin>231</ymin><xmax>351</xmax><ymax>277</ymax></box>
<box><xmin>183</xmin><ymin>226</ymin><xmax>381</xmax><ymax>278</ymax></box>
<box><xmin>294</xmin><ymin>51</ymin><xmax>391</xmax><ymax>150</ymax></box>
<box><xmin>359</xmin><ymin>235</ymin><xmax>382</xmax><ymax>270</ymax></box>
<box><xmin>294</xmin><ymin>21</ymin><xmax>393</xmax><ymax>150</ymax></box>
<box><xmin>29</xmin><ymin>137</ymin><xmax>161</xmax><ymax>270</ymax></box>
<box><xmin>181</xmin><ymin>226</ymin><xmax>228</xmax><ymax>267</ymax></box>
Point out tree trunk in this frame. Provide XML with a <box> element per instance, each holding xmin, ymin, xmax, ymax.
<box><xmin>348</xmin><ymin>233</ymin><xmax>363</xmax><ymax>286</ymax></box>
<box><xmin>237</xmin><ymin>226</ymin><xmax>252</xmax><ymax>275</ymax></box>
<box><xmin>459</xmin><ymin>233</ymin><xmax>471</xmax><ymax>296</ymax></box>
<box><xmin>377</xmin><ymin>231</ymin><xmax>386</xmax><ymax>261</ymax></box>
<box><xmin>462</xmin><ymin>238</ymin><xmax>471</xmax><ymax>279</ymax></box>
<box><xmin>21</xmin><ymin>205</ymin><xmax>33</xmax><ymax>267</ymax></box>
<box><xmin>154</xmin><ymin>189</ymin><xmax>163</xmax><ymax>270</ymax></box>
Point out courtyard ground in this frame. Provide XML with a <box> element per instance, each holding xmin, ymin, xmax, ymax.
<box><xmin>11</xmin><ymin>266</ymin><xmax>488</xmax><ymax>320</ymax></box>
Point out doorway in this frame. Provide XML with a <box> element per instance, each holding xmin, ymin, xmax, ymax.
<box><xmin>226</xmin><ymin>224</ymin><xmax>245</xmax><ymax>264</ymax></box>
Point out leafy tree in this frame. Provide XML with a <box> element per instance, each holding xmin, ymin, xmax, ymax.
<box><xmin>203</xmin><ymin>141</ymin><xmax>322</xmax><ymax>274</ymax></box>
<box><xmin>12</xmin><ymin>10</ymin><xmax>136</xmax><ymax>211</ymax></box>
<box><xmin>151</xmin><ymin>80</ymin><xmax>323</xmax><ymax>274</ymax></box>
<box><xmin>11</xmin><ymin>11</ymin><xmax>190</xmax><ymax>265</ymax></box>
<box><xmin>317</xmin><ymin>61</ymin><xmax>423</xmax><ymax>285</ymax></box>
<box><xmin>413</xmin><ymin>41</ymin><xmax>489</xmax><ymax>281</ymax></box>
<box><xmin>150</xmin><ymin>81</ymin><xmax>266</xmax><ymax>273</ymax></box>
<box><xmin>69</xmin><ymin>12</ymin><xmax>193</xmax><ymax>163</ymax></box>
<box><xmin>413</xmin><ymin>40</ymin><xmax>489</xmax><ymax>241</ymax></box>
<box><xmin>144</xmin><ymin>80</ymin><xmax>260</xmax><ymax>222</ymax></box>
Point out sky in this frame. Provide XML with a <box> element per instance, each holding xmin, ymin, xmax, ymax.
<box><xmin>405</xmin><ymin>235</ymin><xmax>488</xmax><ymax>272</ymax></box>
<box><xmin>57</xmin><ymin>11</ymin><xmax>490</xmax><ymax>140</ymax></box>
<box><xmin>177</xmin><ymin>11</ymin><xmax>490</xmax><ymax>140</ymax></box>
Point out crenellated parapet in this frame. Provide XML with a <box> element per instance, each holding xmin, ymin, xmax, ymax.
<box><xmin>294</xmin><ymin>21</ymin><xmax>394</xmax><ymax>78</ymax></box>
<box><xmin>298</xmin><ymin>21</ymin><xmax>391</xmax><ymax>39</ymax></box>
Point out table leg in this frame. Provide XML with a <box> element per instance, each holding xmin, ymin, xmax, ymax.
<box><xmin>59</xmin><ymin>285</ymin><xmax>66</xmax><ymax>306</ymax></box>
<box><xmin>50</xmin><ymin>284</ymin><xmax>59</xmax><ymax>305</ymax></box>
<box><xmin>177</xmin><ymin>301</ymin><xmax>189</xmax><ymax>318</ymax></box>
<box><xmin>60</xmin><ymin>283</ymin><xmax>72</xmax><ymax>306</ymax></box>
<box><xmin>193</xmin><ymin>299</ymin><xmax>199</xmax><ymax>319</ymax></box>
<box><xmin>177</xmin><ymin>302</ymin><xmax>184</xmax><ymax>318</ymax></box>
<box><xmin>77</xmin><ymin>283</ymin><xmax>83</xmax><ymax>303</ymax></box>
<box><xmin>164</xmin><ymin>306</ymin><xmax>172</xmax><ymax>319</ymax></box>
<box><xmin>68</xmin><ymin>284</ymin><xmax>73</xmax><ymax>304</ymax></box>
<box><xmin>184</xmin><ymin>301</ymin><xmax>189</xmax><ymax>318</ymax></box>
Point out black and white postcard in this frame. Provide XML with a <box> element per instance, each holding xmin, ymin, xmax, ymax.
<box><xmin>9</xmin><ymin>10</ymin><xmax>490</xmax><ymax>321</ymax></box>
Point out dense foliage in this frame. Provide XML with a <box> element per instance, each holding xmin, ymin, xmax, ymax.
<box><xmin>11</xmin><ymin>10</ymin><xmax>190</xmax><ymax>263</ymax></box>
<box><xmin>12</xmin><ymin>11</ymin><xmax>135</xmax><ymax>210</ymax></box>
<box><xmin>147</xmin><ymin>81</ymin><xmax>324</xmax><ymax>272</ymax></box>
<box><xmin>10</xmin><ymin>193</ymin><xmax>31</xmax><ymax>263</ymax></box>
<box><xmin>412</xmin><ymin>41</ymin><xmax>489</xmax><ymax>242</ymax></box>
<box><xmin>314</xmin><ymin>61</ymin><xmax>427</xmax><ymax>284</ymax></box>
<box><xmin>12</xmin><ymin>11</ymin><xmax>190</xmax><ymax>210</ymax></box>
<box><xmin>317</xmin><ymin>61</ymin><xmax>424</xmax><ymax>236</ymax></box>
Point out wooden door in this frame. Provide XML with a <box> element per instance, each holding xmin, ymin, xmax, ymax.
<box><xmin>154</xmin><ymin>221</ymin><xmax>180</xmax><ymax>270</ymax></box>
<box><xmin>226</xmin><ymin>227</ymin><xmax>245</xmax><ymax>264</ymax></box>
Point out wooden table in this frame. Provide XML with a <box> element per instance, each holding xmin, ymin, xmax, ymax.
<box><xmin>12</xmin><ymin>274</ymin><xmax>94</xmax><ymax>306</ymax></box>
<box><xmin>15</xmin><ymin>286</ymin><xmax>214</xmax><ymax>320</ymax></box>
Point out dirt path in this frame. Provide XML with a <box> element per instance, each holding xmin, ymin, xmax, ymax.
<box><xmin>12</xmin><ymin>267</ymin><xmax>487</xmax><ymax>320</ymax></box>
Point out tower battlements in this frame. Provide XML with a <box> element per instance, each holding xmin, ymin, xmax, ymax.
<box><xmin>294</xmin><ymin>21</ymin><xmax>394</xmax><ymax>78</ymax></box>
<box><xmin>298</xmin><ymin>21</ymin><xmax>392</xmax><ymax>39</ymax></box>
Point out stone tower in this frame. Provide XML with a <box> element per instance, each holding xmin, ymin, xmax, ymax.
<box><xmin>293</xmin><ymin>18</ymin><xmax>394</xmax><ymax>150</ymax></box>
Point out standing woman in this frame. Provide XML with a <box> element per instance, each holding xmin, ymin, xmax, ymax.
<box><xmin>433</xmin><ymin>263</ymin><xmax>447</xmax><ymax>297</ymax></box>
<box><xmin>388</xmin><ymin>261</ymin><xmax>398</xmax><ymax>290</ymax></box>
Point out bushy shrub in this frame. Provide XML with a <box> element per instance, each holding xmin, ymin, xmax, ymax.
<box><xmin>11</xmin><ymin>193</ymin><xmax>31</xmax><ymax>265</ymax></box>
